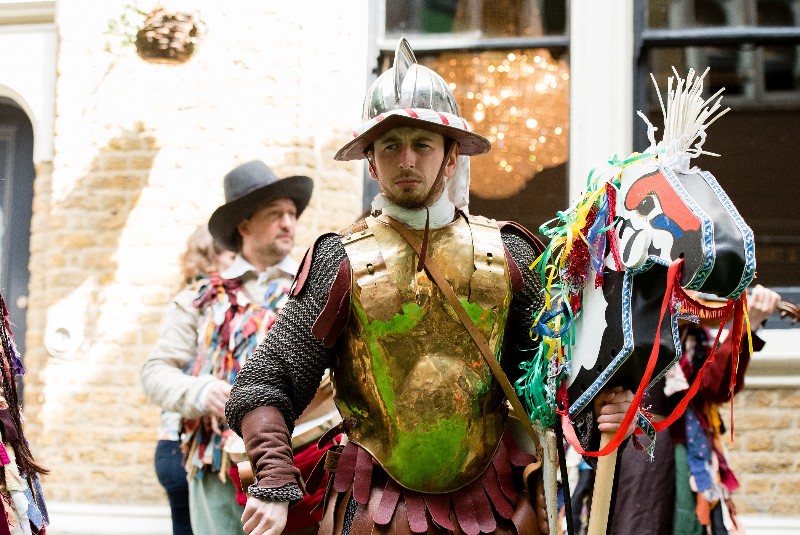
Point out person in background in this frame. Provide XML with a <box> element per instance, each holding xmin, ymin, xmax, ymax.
<box><xmin>154</xmin><ymin>225</ymin><xmax>233</xmax><ymax>535</ymax></box>
<box><xmin>179</xmin><ymin>225</ymin><xmax>236</xmax><ymax>286</ymax></box>
<box><xmin>142</xmin><ymin>161</ymin><xmax>337</xmax><ymax>535</ymax></box>
<box><xmin>610</xmin><ymin>284</ymin><xmax>782</xmax><ymax>535</ymax></box>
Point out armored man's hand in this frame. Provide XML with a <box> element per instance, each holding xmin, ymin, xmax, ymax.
<box><xmin>242</xmin><ymin>498</ymin><xmax>288</xmax><ymax>535</ymax></box>
<box><xmin>593</xmin><ymin>387</ymin><xmax>636</xmax><ymax>438</ymax></box>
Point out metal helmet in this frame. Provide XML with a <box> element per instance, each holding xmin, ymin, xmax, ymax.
<box><xmin>334</xmin><ymin>38</ymin><xmax>490</xmax><ymax>161</ymax></box>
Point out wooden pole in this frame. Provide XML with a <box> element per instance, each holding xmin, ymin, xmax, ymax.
<box><xmin>538</xmin><ymin>427</ymin><xmax>560</xmax><ymax>535</ymax></box>
<box><xmin>587</xmin><ymin>432</ymin><xmax>617</xmax><ymax>535</ymax></box>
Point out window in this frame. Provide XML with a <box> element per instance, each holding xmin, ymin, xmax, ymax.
<box><xmin>385</xmin><ymin>0</ymin><xmax>566</xmax><ymax>37</ymax></box>
<box><xmin>370</xmin><ymin>0</ymin><xmax>569</xmax><ymax>234</ymax></box>
<box><xmin>636</xmin><ymin>0</ymin><xmax>800</xmax><ymax>287</ymax></box>
<box><xmin>644</xmin><ymin>0</ymin><xmax>800</xmax><ymax>99</ymax></box>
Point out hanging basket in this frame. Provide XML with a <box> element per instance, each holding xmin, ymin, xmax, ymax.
<box><xmin>135</xmin><ymin>8</ymin><xmax>200</xmax><ymax>65</ymax></box>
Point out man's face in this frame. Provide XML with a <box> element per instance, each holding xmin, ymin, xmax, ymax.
<box><xmin>368</xmin><ymin>127</ymin><xmax>457</xmax><ymax>209</ymax></box>
<box><xmin>237</xmin><ymin>198</ymin><xmax>297</xmax><ymax>264</ymax></box>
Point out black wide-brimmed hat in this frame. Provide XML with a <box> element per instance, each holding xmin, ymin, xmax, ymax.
<box><xmin>208</xmin><ymin>161</ymin><xmax>313</xmax><ymax>251</ymax></box>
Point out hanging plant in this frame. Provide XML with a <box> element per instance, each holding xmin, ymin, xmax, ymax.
<box><xmin>104</xmin><ymin>3</ymin><xmax>149</xmax><ymax>53</ymax></box>
<box><xmin>135</xmin><ymin>7</ymin><xmax>203</xmax><ymax>64</ymax></box>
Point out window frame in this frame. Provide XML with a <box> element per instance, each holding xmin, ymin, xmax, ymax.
<box><xmin>632</xmin><ymin>0</ymin><xmax>800</xmax><ymax>142</ymax></box>
<box><xmin>372</xmin><ymin>0</ymin><xmax>570</xmax><ymax>55</ymax></box>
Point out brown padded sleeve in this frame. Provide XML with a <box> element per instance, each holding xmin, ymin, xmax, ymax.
<box><xmin>504</xmin><ymin>245</ymin><xmax>524</xmax><ymax>294</ymax></box>
<box><xmin>291</xmin><ymin>232</ymin><xmax>339</xmax><ymax>298</ymax></box>
<box><xmin>240</xmin><ymin>405</ymin><xmax>302</xmax><ymax>490</ymax></box>
<box><xmin>311</xmin><ymin>256</ymin><xmax>351</xmax><ymax>348</ymax></box>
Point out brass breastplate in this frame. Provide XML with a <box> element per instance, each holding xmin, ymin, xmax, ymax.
<box><xmin>333</xmin><ymin>214</ymin><xmax>512</xmax><ymax>493</ymax></box>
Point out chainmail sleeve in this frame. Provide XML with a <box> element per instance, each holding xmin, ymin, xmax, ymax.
<box><xmin>500</xmin><ymin>227</ymin><xmax>545</xmax><ymax>386</ymax></box>
<box><xmin>226</xmin><ymin>234</ymin><xmax>346</xmax><ymax>436</ymax></box>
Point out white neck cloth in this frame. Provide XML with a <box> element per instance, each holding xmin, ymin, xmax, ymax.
<box><xmin>371</xmin><ymin>188</ymin><xmax>455</xmax><ymax>229</ymax></box>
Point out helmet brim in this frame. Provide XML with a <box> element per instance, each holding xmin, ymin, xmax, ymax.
<box><xmin>334</xmin><ymin>114</ymin><xmax>491</xmax><ymax>161</ymax></box>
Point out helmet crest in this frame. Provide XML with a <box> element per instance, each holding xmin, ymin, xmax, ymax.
<box><xmin>335</xmin><ymin>38</ymin><xmax>489</xmax><ymax>162</ymax></box>
<box><xmin>393</xmin><ymin>38</ymin><xmax>416</xmax><ymax>102</ymax></box>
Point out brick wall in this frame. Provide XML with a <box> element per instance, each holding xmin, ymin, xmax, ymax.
<box><xmin>726</xmin><ymin>387</ymin><xmax>800</xmax><ymax>515</ymax></box>
<box><xmin>23</xmin><ymin>0</ymin><xmax>367</xmax><ymax>504</ymax></box>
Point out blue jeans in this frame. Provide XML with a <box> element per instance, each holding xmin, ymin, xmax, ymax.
<box><xmin>155</xmin><ymin>440</ymin><xmax>193</xmax><ymax>535</ymax></box>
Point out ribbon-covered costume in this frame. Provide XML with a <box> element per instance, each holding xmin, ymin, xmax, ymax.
<box><xmin>143</xmin><ymin>254</ymin><xmax>339</xmax><ymax>533</ymax></box>
<box><xmin>0</xmin><ymin>293</ymin><xmax>48</xmax><ymax>535</ymax></box>
<box><xmin>611</xmin><ymin>322</ymin><xmax>762</xmax><ymax>535</ymax></box>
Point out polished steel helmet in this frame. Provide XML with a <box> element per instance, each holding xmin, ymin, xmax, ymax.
<box><xmin>334</xmin><ymin>38</ymin><xmax>491</xmax><ymax>161</ymax></box>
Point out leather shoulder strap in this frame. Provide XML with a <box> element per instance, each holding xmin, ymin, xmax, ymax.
<box><xmin>311</xmin><ymin>256</ymin><xmax>352</xmax><ymax>349</ymax></box>
<box><xmin>499</xmin><ymin>221</ymin><xmax>546</xmax><ymax>294</ymax></box>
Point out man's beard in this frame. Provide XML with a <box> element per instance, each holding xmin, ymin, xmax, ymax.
<box><xmin>389</xmin><ymin>171</ymin><xmax>434</xmax><ymax>209</ymax></box>
<box><xmin>395</xmin><ymin>196</ymin><xmax>426</xmax><ymax>209</ymax></box>
<box><xmin>264</xmin><ymin>239</ymin><xmax>292</xmax><ymax>260</ymax></box>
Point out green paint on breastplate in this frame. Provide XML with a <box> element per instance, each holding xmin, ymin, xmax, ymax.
<box><xmin>348</xmin><ymin>295</ymin><xmax>507</xmax><ymax>490</ymax></box>
<box><xmin>460</xmin><ymin>297</ymin><xmax>505</xmax><ymax>361</ymax></box>
<box><xmin>460</xmin><ymin>297</ymin><xmax>495</xmax><ymax>329</ymax></box>
<box><xmin>354</xmin><ymin>300</ymin><xmax>426</xmax><ymax>416</ymax></box>
<box><xmin>388</xmin><ymin>416</ymin><xmax>469</xmax><ymax>489</ymax></box>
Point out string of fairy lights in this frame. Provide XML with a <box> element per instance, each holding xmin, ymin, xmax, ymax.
<box><xmin>424</xmin><ymin>49</ymin><xmax>569</xmax><ymax>199</ymax></box>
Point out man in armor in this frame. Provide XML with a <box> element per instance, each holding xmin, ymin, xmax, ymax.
<box><xmin>226</xmin><ymin>39</ymin><xmax>633</xmax><ymax>535</ymax></box>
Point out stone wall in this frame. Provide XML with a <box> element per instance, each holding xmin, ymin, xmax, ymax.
<box><xmin>728</xmin><ymin>387</ymin><xmax>800</xmax><ymax>515</ymax></box>
<box><xmin>23</xmin><ymin>0</ymin><xmax>367</xmax><ymax>504</ymax></box>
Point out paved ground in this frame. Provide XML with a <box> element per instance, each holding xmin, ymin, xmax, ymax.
<box><xmin>45</xmin><ymin>503</ymin><xmax>171</xmax><ymax>535</ymax></box>
<box><xmin>42</xmin><ymin>503</ymin><xmax>800</xmax><ymax>535</ymax></box>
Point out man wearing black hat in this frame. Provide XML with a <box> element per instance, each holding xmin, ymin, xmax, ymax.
<box><xmin>142</xmin><ymin>161</ymin><xmax>338</xmax><ymax>535</ymax></box>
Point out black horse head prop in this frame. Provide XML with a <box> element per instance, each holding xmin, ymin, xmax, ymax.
<box><xmin>516</xmin><ymin>69</ymin><xmax>755</xmax><ymax>453</ymax></box>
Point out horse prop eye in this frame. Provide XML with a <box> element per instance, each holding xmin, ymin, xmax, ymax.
<box><xmin>635</xmin><ymin>195</ymin><xmax>657</xmax><ymax>217</ymax></box>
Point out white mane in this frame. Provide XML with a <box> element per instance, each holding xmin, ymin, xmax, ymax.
<box><xmin>637</xmin><ymin>67</ymin><xmax>730</xmax><ymax>174</ymax></box>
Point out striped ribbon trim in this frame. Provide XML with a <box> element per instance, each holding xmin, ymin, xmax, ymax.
<box><xmin>353</xmin><ymin>108</ymin><xmax>472</xmax><ymax>139</ymax></box>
